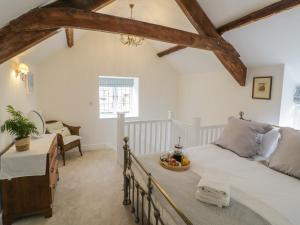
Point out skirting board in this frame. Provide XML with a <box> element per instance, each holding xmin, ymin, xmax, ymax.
<box><xmin>82</xmin><ymin>143</ymin><xmax>117</xmax><ymax>151</ymax></box>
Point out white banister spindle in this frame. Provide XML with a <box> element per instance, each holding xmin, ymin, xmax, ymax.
<box><xmin>125</xmin><ymin>124</ymin><xmax>129</xmax><ymax>137</ymax></box>
<box><xmin>211</xmin><ymin>129</ymin><xmax>215</xmax><ymax>142</ymax></box>
<box><xmin>156</xmin><ymin>123</ymin><xmax>159</xmax><ymax>152</ymax></box>
<box><xmin>144</xmin><ymin>123</ymin><xmax>147</xmax><ymax>154</ymax></box>
<box><xmin>149</xmin><ymin>122</ymin><xmax>153</xmax><ymax>153</ymax></box>
<box><xmin>133</xmin><ymin>123</ymin><xmax>136</xmax><ymax>151</ymax></box>
<box><xmin>208</xmin><ymin>128</ymin><xmax>212</xmax><ymax>143</ymax></box>
<box><xmin>199</xmin><ymin>129</ymin><xmax>202</xmax><ymax>146</ymax></box>
<box><xmin>119</xmin><ymin>114</ymin><xmax>225</xmax><ymax>156</ymax></box>
<box><xmin>139</xmin><ymin>123</ymin><xmax>142</xmax><ymax>154</ymax></box>
<box><xmin>164</xmin><ymin>121</ymin><xmax>168</xmax><ymax>151</ymax></box>
<box><xmin>159</xmin><ymin>121</ymin><xmax>163</xmax><ymax>151</ymax></box>
<box><xmin>206</xmin><ymin>128</ymin><xmax>209</xmax><ymax>144</ymax></box>
<box><xmin>117</xmin><ymin>113</ymin><xmax>125</xmax><ymax>165</ymax></box>
<box><xmin>169</xmin><ymin>120</ymin><xmax>173</xmax><ymax>151</ymax></box>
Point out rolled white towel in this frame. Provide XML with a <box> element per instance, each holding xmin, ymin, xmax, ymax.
<box><xmin>196</xmin><ymin>174</ymin><xmax>231</xmax><ymax>207</ymax></box>
<box><xmin>197</xmin><ymin>177</ymin><xmax>230</xmax><ymax>199</ymax></box>
<box><xmin>195</xmin><ymin>189</ymin><xmax>230</xmax><ymax>208</ymax></box>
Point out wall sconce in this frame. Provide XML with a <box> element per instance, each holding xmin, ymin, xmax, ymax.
<box><xmin>15</xmin><ymin>63</ymin><xmax>29</xmax><ymax>81</ymax></box>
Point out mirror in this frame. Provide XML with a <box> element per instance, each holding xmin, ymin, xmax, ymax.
<box><xmin>27</xmin><ymin>110</ymin><xmax>46</xmax><ymax>138</ymax></box>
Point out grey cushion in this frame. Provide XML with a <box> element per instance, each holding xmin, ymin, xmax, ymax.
<box><xmin>215</xmin><ymin>117</ymin><xmax>273</xmax><ymax>158</ymax></box>
<box><xmin>268</xmin><ymin>127</ymin><xmax>300</xmax><ymax>179</ymax></box>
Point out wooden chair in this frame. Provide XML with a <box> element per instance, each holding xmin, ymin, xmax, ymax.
<box><xmin>46</xmin><ymin>120</ymin><xmax>82</xmax><ymax>165</ymax></box>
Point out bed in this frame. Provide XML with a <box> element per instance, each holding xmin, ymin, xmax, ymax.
<box><xmin>122</xmin><ymin>140</ymin><xmax>300</xmax><ymax>225</ymax></box>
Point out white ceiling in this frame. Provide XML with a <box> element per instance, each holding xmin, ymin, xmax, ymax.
<box><xmin>223</xmin><ymin>6</ymin><xmax>300</xmax><ymax>75</ymax></box>
<box><xmin>198</xmin><ymin>0</ymin><xmax>280</xmax><ymax>27</ymax></box>
<box><xmin>0</xmin><ymin>0</ymin><xmax>50</xmax><ymax>28</ymax></box>
<box><xmin>1</xmin><ymin>0</ymin><xmax>300</xmax><ymax>78</ymax></box>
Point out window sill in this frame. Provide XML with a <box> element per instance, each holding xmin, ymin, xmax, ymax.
<box><xmin>100</xmin><ymin>114</ymin><xmax>139</xmax><ymax>119</ymax></box>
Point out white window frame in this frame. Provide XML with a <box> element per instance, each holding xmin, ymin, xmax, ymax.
<box><xmin>99</xmin><ymin>76</ymin><xmax>139</xmax><ymax>119</ymax></box>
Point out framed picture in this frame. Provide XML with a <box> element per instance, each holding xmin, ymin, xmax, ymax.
<box><xmin>26</xmin><ymin>74</ymin><xmax>34</xmax><ymax>95</ymax></box>
<box><xmin>252</xmin><ymin>76</ymin><xmax>272</xmax><ymax>100</ymax></box>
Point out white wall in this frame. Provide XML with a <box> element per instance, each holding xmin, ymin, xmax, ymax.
<box><xmin>177</xmin><ymin>64</ymin><xmax>284</xmax><ymax>126</ymax></box>
<box><xmin>36</xmin><ymin>32</ymin><xmax>179</xmax><ymax>150</ymax></box>
<box><xmin>0</xmin><ymin>60</ymin><xmax>38</xmax><ymax>151</ymax></box>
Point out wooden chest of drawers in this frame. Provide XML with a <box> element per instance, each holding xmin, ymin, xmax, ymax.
<box><xmin>1</xmin><ymin>135</ymin><xmax>59</xmax><ymax>225</ymax></box>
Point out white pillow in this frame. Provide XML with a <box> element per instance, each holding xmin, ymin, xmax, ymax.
<box><xmin>46</xmin><ymin>121</ymin><xmax>64</xmax><ymax>132</ymax></box>
<box><xmin>258</xmin><ymin>128</ymin><xmax>280</xmax><ymax>158</ymax></box>
<box><xmin>268</xmin><ymin>127</ymin><xmax>300</xmax><ymax>179</ymax></box>
<box><xmin>50</xmin><ymin>127</ymin><xmax>71</xmax><ymax>137</ymax></box>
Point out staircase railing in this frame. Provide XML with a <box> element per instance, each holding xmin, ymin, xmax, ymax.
<box><xmin>117</xmin><ymin>113</ymin><xmax>225</xmax><ymax>164</ymax></box>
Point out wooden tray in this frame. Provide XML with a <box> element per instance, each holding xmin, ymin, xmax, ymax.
<box><xmin>160</xmin><ymin>161</ymin><xmax>190</xmax><ymax>171</ymax></box>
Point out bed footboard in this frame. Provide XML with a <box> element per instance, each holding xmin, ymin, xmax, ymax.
<box><xmin>123</xmin><ymin>137</ymin><xmax>193</xmax><ymax>225</ymax></box>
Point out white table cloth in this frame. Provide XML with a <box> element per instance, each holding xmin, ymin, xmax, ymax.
<box><xmin>0</xmin><ymin>134</ymin><xmax>56</xmax><ymax>180</ymax></box>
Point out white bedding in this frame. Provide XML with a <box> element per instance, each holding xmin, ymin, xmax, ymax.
<box><xmin>184</xmin><ymin>144</ymin><xmax>300</xmax><ymax>225</ymax></box>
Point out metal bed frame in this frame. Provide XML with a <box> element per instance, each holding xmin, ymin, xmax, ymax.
<box><xmin>122</xmin><ymin>137</ymin><xmax>193</xmax><ymax>225</ymax></box>
<box><xmin>122</xmin><ymin>112</ymin><xmax>280</xmax><ymax>225</ymax></box>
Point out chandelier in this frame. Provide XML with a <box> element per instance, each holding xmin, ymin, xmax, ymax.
<box><xmin>120</xmin><ymin>4</ymin><xmax>144</xmax><ymax>47</ymax></box>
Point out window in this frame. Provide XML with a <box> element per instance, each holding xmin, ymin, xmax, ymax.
<box><xmin>99</xmin><ymin>76</ymin><xmax>139</xmax><ymax>118</ymax></box>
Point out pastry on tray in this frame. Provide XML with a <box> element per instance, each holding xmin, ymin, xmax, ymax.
<box><xmin>160</xmin><ymin>153</ymin><xmax>190</xmax><ymax>170</ymax></box>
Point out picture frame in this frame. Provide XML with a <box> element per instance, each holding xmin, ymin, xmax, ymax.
<box><xmin>252</xmin><ymin>76</ymin><xmax>272</xmax><ymax>100</ymax></box>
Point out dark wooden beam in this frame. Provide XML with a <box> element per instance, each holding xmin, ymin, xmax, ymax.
<box><xmin>176</xmin><ymin>0</ymin><xmax>218</xmax><ymax>36</ymax></box>
<box><xmin>157</xmin><ymin>45</ymin><xmax>186</xmax><ymax>57</ymax></box>
<box><xmin>0</xmin><ymin>0</ymin><xmax>114</xmax><ymax>64</ymax></box>
<box><xmin>65</xmin><ymin>27</ymin><xmax>74</xmax><ymax>47</ymax></box>
<box><xmin>174</xmin><ymin>0</ymin><xmax>246</xmax><ymax>85</ymax></box>
<box><xmin>9</xmin><ymin>8</ymin><xmax>237</xmax><ymax>55</ymax></box>
<box><xmin>217</xmin><ymin>0</ymin><xmax>300</xmax><ymax>34</ymax></box>
<box><xmin>0</xmin><ymin>27</ymin><xmax>58</xmax><ymax>65</ymax></box>
<box><xmin>45</xmin><ymin>0</ymin><xmax>115</xmax><ymax>10</ymax></box>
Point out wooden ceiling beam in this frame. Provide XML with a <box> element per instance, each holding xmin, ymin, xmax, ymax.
<box><xmin>158</xmin><ymin>0</ymin><xmax>300</xmax><ymax>83</ymax></box>
<box><xmin>173</xmin><ymin>0</ymin><xmax>246</xmax><ymax>86</ymax></box>
<box><xmin>157</xmin><ymin>45</ymin><xmax>186</xmax><ymax>58</ymax></box>
<box><xmin>217</xmin><ymin>0</ymin><xmax>300</xmax><ymax>34</ymax></box>
<box><xmin>9</xmin><ymin>8</ymin><xmax>237</xmax><ymax>55</ymax></box>
<box><xmin>0</xmin><ymin>27</ymin><xmax>58</xmax><ymax>65</ymax></box>
<box><xmin>65</xmin><ymin>27</ymin><xmax>74</xmax><ymax>47</ymax></box>
<box><xmin>45</xmin><ymin>0</ymin><xmax>115</xmax><ymax>10</ymax></box>
<box><xmin>0</xmin><ymin>0</ymin><xmax>114</xmax><ymax>65</ymax></box>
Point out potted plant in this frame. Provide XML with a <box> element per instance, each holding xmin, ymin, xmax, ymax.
<box><xmin>1</xmin><ymin>105</ymin><xmax>38</xmax><ymax>151</ymax></box>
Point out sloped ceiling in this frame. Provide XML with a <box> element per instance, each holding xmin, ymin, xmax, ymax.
<box><xmin>1</xmin><ymin>0</ymin><xmax>300</xmax><ymax>78</ymax></box>
<box><xmin>0</xmin><ymin>0</ymin><xmax>50</xmax><ymax>28</ymax></box>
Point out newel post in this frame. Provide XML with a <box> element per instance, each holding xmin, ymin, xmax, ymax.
<box><xmin>192</xmin><ymin>117</ymin><xmax>201</xmax><ymax>146</ymax></box>
<box><xmin>168</xmin><ymin>111</ymin><xmax>174</xmax><ymax>150</ymax></box>
<box><xmin>168</xmin><ymin>110</ymin><xmax>173</xmax><ymax>120</ymax></box>
<box><xmin>117</xmin><ymin>113</ymin><xmax>125</xmax><ymax>165</ymax></box>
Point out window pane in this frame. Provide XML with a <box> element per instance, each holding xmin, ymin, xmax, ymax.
<box><xmin>99</xmin><ymin>76</ymin><xmax>138</xmax><ymax>118</ymax></box>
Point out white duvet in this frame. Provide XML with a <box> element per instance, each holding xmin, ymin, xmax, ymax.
<box><xmin>184</xmin><ymin>144</ymin><xmax>300</xmax><ymax>225</ymax></box>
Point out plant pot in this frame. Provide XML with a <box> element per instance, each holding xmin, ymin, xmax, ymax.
<box><xmin>15</xmin><ymin>137</ymin><xmax>30</xmax><ymax>151</ymax></box>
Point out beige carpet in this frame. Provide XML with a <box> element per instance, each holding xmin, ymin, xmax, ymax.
<box><xmin>14</xmin><ymin>150</ymin><xmax>136</xmax><ymax>225</ymax></box>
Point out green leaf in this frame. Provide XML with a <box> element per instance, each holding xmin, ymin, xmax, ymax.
<box><xmin>1</xmin><ymin>105</ymin><xmax>38</xmax><ymax>138</ymax></box>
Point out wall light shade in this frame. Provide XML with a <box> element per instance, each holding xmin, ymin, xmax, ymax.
<box><xmin>16</xmin><ymin>63</ymin><xmax>29</xmax><ymax>81</ymax></box>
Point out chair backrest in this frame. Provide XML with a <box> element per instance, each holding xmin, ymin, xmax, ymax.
<box><xmin>46</xmin><ymin>120</ymin><xmax>59</xmax><ymax>124</ymax></box>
